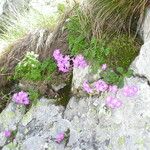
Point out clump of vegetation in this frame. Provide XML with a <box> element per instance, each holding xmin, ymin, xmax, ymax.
<box><xmin>13</xmin><ymin>51</ymin><xmax>59</xmax><ymax>105</ymax></box>
<box><xmin>14</xmin><ymin>51</ymin><xmax>56</xmax><ymax>81</ymax></box>
<box><xmin>66</xmin><ymin>10</ymin><xmax>140</xmax><ymax>67</ymax></box>
<box><xmin>66</xmin><ymin>11</ymin><xmax>107</xmax><ymax>69</ymax></box>
<box><xmin>87</xmin><ymin>0</ymin><xmax>148</xmax><ymax>38</ymax></box>
<box><xmin>100</xmin><ymin>67</ymin><xmax>133</xmax><ymax>88</ymax></box>
<box><xmin>28</xmin><ymin>88</ymin><xmax>40</xmax><ymax>105</ymax></box>
<box><xmin>66</xmin><ymin>5</ymin><xmax>141</xmax><ymax>87</ymax></box>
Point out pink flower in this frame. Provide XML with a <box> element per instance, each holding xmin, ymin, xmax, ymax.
<box><xmin>4</xmin><ymin>130</ymin><xmax>11</xmax><ymax>138</ymax></box>
<box><xmin>53</xmin><ymin>49</ymin><xmax>70</xmax><ymax>73</ymax></box>
<box><xmin>55</xmin><ymin>133</ymin><xmax>65</xmax><ymax>143</ymax></box>
<box><xmin>53</xmin><ymin>49</ymin><xmax>63</xmax><ymax>60</ymax></box>
<box><xmin>106</xmin><ymin>96</ymin><xmax>122</xmax><ymax>109</ymax></box>
<box><xmin>12</xmin><ymin>91</ymin><xmax>30</xmax><ymax>105</ymax></box>
<box><xmin>83</xmin><ymin>81</ymin><xmax>93</xmax><ymax>94</ymax></box>
<box><xmin>94</xmin><ymin>80</ymin><xmax>108</xmax><ymax>92</ymax></box>
<box><xmin>57</xmin><ymin>55</ymin><xmax>70</xmax><ymax>73</ymax></box>
<box><xmin>109</xmin><ymin>85</ymin><xmax>118</xmax><ymax>93</ymax></box>
<box><xmin>101</xmin><ymin>64</ymin><xmax>107</xmax><ymax>70</ymax></box>
<box><xmin>123</xmin><ymin>86</ymin><xmax>138</xmax><ymax>97</ymax></box>
<box><xmin>73</xmin><ymin>55</ymin><xmax>88</xmax><ymax>69</ymax></box>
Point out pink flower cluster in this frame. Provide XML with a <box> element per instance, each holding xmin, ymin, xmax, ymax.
<box><xmin>55</xmin><ymin>133</ymin><xmax>65</xmax><ymax>143</ymax></box>
<box><xmin>53</xmin><ymin>49</ymin><xmax>70</xmax><ymax>73</ymax></box>
<box><xmin>53</xmin><ymin>50</ymin><xmax>88</xmax><ymax>72</ymax></box>
<box><xmin>83</xmin><ymin>79</ymin><xmax>119</xmax><ymax>95</ymax></box>
<box><xmin>12</xmin><ymin>91</ymin><xmax>30</xmax><ymax>105</ymax></box>
<box><xmin>73</xmin><ymin>54</ymin><xmax>88</xmax><ymax>68</ymax></box>
<box><xmin>123</xmin><ymin>86</ymin><xmax>138</xmax><ymax>97</ymax></box>
<box><xmin>83</xmin><ymin>81</ymin><xmax>93</xmax><ymax>94</ymax></box>
<box><xmin>4</xmin><ymin>130</ymin><xmax>11</xmax><ymax>138</ymax></box>
<box><xmin>106</xmin><ymin>96</ymin><xmax>122</xmax><ymax>109</ymax></box>
<box><xmin>108</xmin><ymin>85</ymin><xmax>118</xmax><ymax>93</ymax></box>
<box><xmin>82</xmin><ymin>80</ymin><xmax>138</xmax><ymax>109</ymax></box>
<box><xmin>94</xmin><ymin>80</ymin><xmax>108</xmax><ymax>92</ymax></box>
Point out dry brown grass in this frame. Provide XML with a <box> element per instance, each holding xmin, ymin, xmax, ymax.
<box><xmin>83</xmin><ymin>0</ymin><xmax>148</xmax><ymax>39</ymax></box>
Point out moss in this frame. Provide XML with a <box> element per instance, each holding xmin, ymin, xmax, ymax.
<box><xmin>106</xmin><ymin>34</ymin><xmax>141</xmax><ymax>70</ymax></box>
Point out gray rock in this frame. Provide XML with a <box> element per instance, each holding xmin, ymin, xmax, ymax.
<box><xmin>72</xmin><ymin>66</ymin><xmax>101</xmax><ymax>95</ymax></box>
<box><xmin>10</xmin><ymin>98</ymin><xmax>67</xmax><ymax>150</ymax></box>
<box><xmin>0</xmin><ymin>102</ymin><xmax>25</xmax><ymax>147</ymax></box>
<box><xmin>140</xmin><ymin>8</ymin><xmax>150</xmax><ymax>43</ymax></box>
<box><xmin>131</xmin><ymin>42</ymin><xmax>150</xmax><ymax>81</ymax></box>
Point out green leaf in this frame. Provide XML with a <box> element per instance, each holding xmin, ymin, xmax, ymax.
<box><xmin>116</xmin><ymin>67</ymin><xmax>124</xmax><ymax>74</ymax></box>
<box><xmin>104</xmin><ymin>48</ymin><xmax>110</xmax><ymax>56</ymax></box>
<box><xmin>126</xmin><ymin>69</ymin><xmax>133</xmax><ymax>78</ymax></box>
<box><xmin>28</xmin><ymin>89</ymin><xmax>40</xmax><ymax>102</ymax></box>
<box><xmin>118</xmin><ymin>77</ymin><xmax>124</xmax><ymax>88</ymax></box>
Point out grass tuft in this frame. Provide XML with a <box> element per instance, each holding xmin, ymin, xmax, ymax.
<box><xmin>87</xmin><ymin>0</ymin><xmax>148</xmax><ymax>38</ymax></box>
<box><xmin>0</xmin><ymin>9</ymin><xmax>59</xmax><ymax>44</ymax></box>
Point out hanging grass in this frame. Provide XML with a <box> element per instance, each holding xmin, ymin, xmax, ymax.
<box><xmin>85</xmin><ymin>0</ymin><xmax>148</xmax><ymax>38</ymax></box>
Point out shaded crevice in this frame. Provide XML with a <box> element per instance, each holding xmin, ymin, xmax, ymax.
<box><xmin>133</xmin><ymin>74</ymin><xmax>150</xmax><ymax>86</ymax></box>
<box><xmin>55</xmin><ymin>73</ymin><xmax>73</xmax><ymax>109</ymax></box>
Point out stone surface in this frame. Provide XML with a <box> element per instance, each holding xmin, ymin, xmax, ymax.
<box><xmin>2</xmin><ymin>79</ymin><xmax>150</xmax><ymax>149</ymax></box>
<box><xmin>133</xmin><ymin>7</ymin><xmax>150</xmax><ymax>80</ymax></box>
<box><xmin>0</xmin><ymin>102</ymin><xmax>25</xmax><ymax>147</ymax></box>
<box><xmin>72</xmin><ymin>66</ymin><xmax>101</xmax><ymax>95</ymax></box>
<box><xmin>64</xmin><ymin>78</ymin><xmax>150</xmax><ymax>149</ymax></box>
<box><xmin>7</xmin><ymin>98</ymin><xmax>68</xmax><ymax>150</ymax></box>
<box><xmin>131</xmin><ymin>41</ymin><xmax>150</xmax><ymax>81</ymax></box>
<box><xmin>140</xmin><ymin>8</ymin><xmax>150</xmax><ymax>43</ymax></box>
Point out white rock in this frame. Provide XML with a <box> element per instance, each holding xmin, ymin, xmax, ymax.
<box><xmin>131</xmin><ymin>41</ymin><xmax>150</xmax><ymax>81</ymax></box>
<box><xmin>140</xmin><ymin>8</ymin><xmax>150</xmax><ymax>43</ymax></box>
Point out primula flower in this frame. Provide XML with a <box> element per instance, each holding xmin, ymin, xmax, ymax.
<box><xmin>53</xmin><ymin>49</ymin><xmax>70</xmax><ymax>73</ymax></box>
<box><xmin>12</xmin><ymin>91</ymin><xmax>30</xmax><ymax>105</ymax></box>
<box><xmin>4</xmin><ymin>130</ymin><xmax>11</xmax><ymax>138</ymax></box>
<box><xmin>73</xmin><ymin>54</ymin><xmax>88</xmax><ymax>69</ymax></box>
<box><xmin>109</xmin><ymin>85</ymin><xmax>118</xmax><ymax>93</ymax></box>
<box><xmin>101</xmin><ymin>64</ymin><xmax>107</xmax><ymax>70</ymax></box>
<box><xmin>53</xmin><ymin>49</ymin><xmax>63</xmax><ymax>60</ymax></box>
<box><xmin>123</xmin><ymin>86</ymin><xmax>138</xmax><ymax>97</ymax></box>
<box><xmin>94</xmin><ymin>80</ymin><xmax>108</xmax><ymax>92</ymax></box>
<box><xmin>83</xmin><ymin>81</ymin><xmax>93</xmax><ymax>94</ymax></box>
<box><xmin>55</xmin><ymin>133</ymin><xmax>65</xmax><ymax>143</ymax></box>
<box><xmin>106</xmin><ymin>96</ymin><xmax>122</xmax><ymax>109</ymax></box>
<box><xmin>57</xmin><ymin>55</ymin><xmax>70</xmax><ymax>73</ymax></box>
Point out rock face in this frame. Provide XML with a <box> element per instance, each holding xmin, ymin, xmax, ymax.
<box><xmin>132</xmin><ymin>42</ymin><xmax>150</xmax><ymax>81</ymax></box>
<box><xmin>0</xmin><ymin>103</ymin><xmax>26</xmax><ymax>148</ymax></box>
<box><xmin>140</xmin><ymin>8</ymin><xmax>150</xmax><ymax>43</ymax></box>
<box><xmin>1</xmin><ymin>77</ymin><xmax>150</xmax><ymax>149</ymax></box>
<box><xmin>1</xmin><ymin>4</ymin><xmax>150</xmax><ymax>150</ymax></box>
